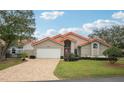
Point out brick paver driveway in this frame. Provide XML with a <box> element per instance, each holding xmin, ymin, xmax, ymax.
<box><xmin>0</xmin><ymin>59</ymin><xmax>59</xmax><ymax>82</ymax></box>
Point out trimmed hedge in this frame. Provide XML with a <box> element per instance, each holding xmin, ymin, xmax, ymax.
<box><xmin>64</xmin><ymin>57</ymin><xmax>79</xmax><ymax>61</ymax></box>
<box><xmin>64</xmin><ymin>56</ymin><xmax>118</xmax><ymax>62</ymax></box>
<box><xmin>80</xmin><ymin>57</ymin><xmax>118</xmax><ymax>61</ymax></box>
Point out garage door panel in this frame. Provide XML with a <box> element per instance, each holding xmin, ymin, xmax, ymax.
<box><xmin>36</xmin><ymin>48</ymin><xmax>61</xmax><ymax>58</ymax></box>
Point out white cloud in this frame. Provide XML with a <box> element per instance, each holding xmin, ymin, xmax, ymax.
<box><xmin>34</xmin><ymin>29</ymin><xmax>57</xmax><ymax>39</ymax></box>
<box><xmin>82</xmin><ymin>19</ymin><xmax>122</xmax><ymax>32</ymax></box>
<box><xmin>35</xmin><ymin>19</ymin><xmax>123</xmax><ymax>39</ymax></box>
<box><xmin>83</xmin><ymin>23</ymin><xmax>96</xmax><ymax>33</ymax></box>
<box><xmin>36</xmin><ymin>11</ymin><xmax>124</xmax><ymax>39</ymax></box>
<box><xmin>40</xmin><ymin>11</ymin><xmax>64</xmax><ymax>20</ymax></box>
<box><xmin>59</xmin><ymin>27</ymin><xmax>82</xmax><ymax>34</ymax></box>
<box><xmin>43</xmin><ymin>29</ymin><xmax>56</xmax><ymax>37</ymax></box>
<box><xmin>34</xmin><ymin>30</ymin><xmax>42</xmax><ymax>39</ymax></box>
<box><xmin>112</xmin><ymin>11</ymin><xmax>124</xmax><ymax>20</ymax></box>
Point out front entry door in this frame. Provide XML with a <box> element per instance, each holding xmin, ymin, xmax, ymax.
<box><xmin>64</xmin><ymin>47</ymin><xmax>71</xmax><ymax>57</ymax></box>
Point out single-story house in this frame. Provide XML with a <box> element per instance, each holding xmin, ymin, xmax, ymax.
<box><xmin>8</xmin><ymin>46</ymin><xmax>23</xmax><ymax>57</ymax></box>
<box><xmin>8</xmin><ymin>39</ymin><xmax>35</xmax><ymax>57</ymax></box>
<box><xmin>22</xmin><ymin>32</ymin><xmax>110</xmax><ymax>59</ymax></box>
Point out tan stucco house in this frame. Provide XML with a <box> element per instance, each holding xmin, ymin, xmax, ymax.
<box><xmin>23</xmin><ymin>32</ymin><xmax>110</xmax><ymax>58</ymax></box>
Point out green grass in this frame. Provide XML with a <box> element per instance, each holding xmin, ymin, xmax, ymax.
<box><xmin>54</xmin><ymin>58</ymin><xmax>124</xmax><ymax>80</ymax></box>
<box><xmin>0</xmin><ymin>58</ymin><xmax>23</xmax><ymax>70</ymax></box>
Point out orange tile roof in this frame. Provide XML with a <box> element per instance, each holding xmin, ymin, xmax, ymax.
<box><xmin>51</xmin><ymin>34</ymin><xmax>64</xmax><ymax>40</ymax></box>
<box><xmin>59</xmin><ymin>36</ymin><xmax>77</xmax><ymax>42</ymax></box>
<box><xmin>32</xmin><ymin>32</ymin><xmax>110</xmax><ymax>47</ymax></box>
<box><xmin>32</xmin><ymin>37</ymin><xmax>63</xmax><ymax>46</ymax></box>
<box><xmin>79</xmin><ymin>38</ymin><xmax>111</xmax><ymax>47</ymax></box>
<box><xmin>63</xmin><ymin>32</ymin><xmax>89</xmax><ymax>41</ymax></box>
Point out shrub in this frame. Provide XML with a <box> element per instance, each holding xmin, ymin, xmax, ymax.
<box><xmin>122</xmin><ymin>50</ymin><xmax>124</xmax><ymax>57</ymax></box>
<box><xmin>20</xmin><ymin>52</ymin><xmax>28</xmax><ymax>61</ymax></box>
<box><xmin>29</xmin><ymin>55</ymin><xmax>36</xmax><ymax>59</ymax></box>
<box><xmin>80</xmin><ymin>57</ymin><xmax>118</xmax><ymax>61</ymax></box>
<box><xmin>64</xmin><ymin>53</ymin><xmax>79</xmax><ymax>61</ymax></box>
<box><xmin>103</xmin><ymin>47</ymin><xmax>122</xmax><ymax>64</ymax></box>
<box><xmin>69</xmin><ymin>53</ymin><xmax>75</xmax><ymax>58</ymax></box>
<box><xmin>60</xmin><ymin>56</ymin><xmax>64</xmax><ymax>59</ymax></box>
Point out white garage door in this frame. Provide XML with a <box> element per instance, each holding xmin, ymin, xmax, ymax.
<box><xmin>36</xmin><ymin>48</ymin><xmax>61</xmax><ymax>58</ymax></box>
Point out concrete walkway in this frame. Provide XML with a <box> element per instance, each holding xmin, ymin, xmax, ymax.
<box><xmin>0</xmin><ymin>59</ymin><xmax>59</xmax><ymax>82</ymax></box>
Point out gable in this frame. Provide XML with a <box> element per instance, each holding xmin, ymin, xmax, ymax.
<box><xmin>33</xmin><ymin>39</ymin><xmax>63</xmax><ymax>48</ymax></box>
<box><xmin>50</xmin><ymin>32</ymin><xmax>90</xmax><ymax>46</ymax></box>
<box><xmin>80</xmin><ymin>40</ymin><xmax>110</xmax><ymax>48</ymax></box>
<box><xmin>66</xmin><ymin>34</ymin><xmax>88</xmax><ymax>45</ymax></box>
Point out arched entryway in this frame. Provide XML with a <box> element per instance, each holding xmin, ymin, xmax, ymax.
<box><xmin>64</xmin><ymin>40</ymin><xmax>71</xmax><ymax>57</ymax></box>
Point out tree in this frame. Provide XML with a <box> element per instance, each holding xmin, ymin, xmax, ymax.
<box><xmin>89</xmin><ymin>25</ymin><xmax>124</xmax><ymax>49</ymax></box>
<box><xmin>0</xmin><ymin>39</ymin><xmax>5</xmax><ymax>59</ymax></box>
<box><xmin>0</xmin><ymin>10</ymin><xmax>35</xmax><ymax>60</ymax></box>
<box><xmin>0</xmin><ymin>39</ymin><xmax>5</xmax><ymax>46</ymax></box>
<box><xmin>103</xmin><ymin>47</ymin><xmax>122</xmax><ymax>64</ymax></box>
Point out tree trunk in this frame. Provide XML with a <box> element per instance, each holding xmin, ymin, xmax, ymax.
<box><xmin>0</xmin><ymin>47</ymin><xmax>6</xmax><ymax>61</ymax></box>
<box><xmin>0</xmin><ymin>43</ymin><xmax>10</xmax><ymax>61</ymax></box>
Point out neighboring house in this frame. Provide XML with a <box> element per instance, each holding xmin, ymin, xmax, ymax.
<box><xmin>23</xmin><ymin>32</ymin><xmax>111</xmax><ymax>59</ymax></box>
<box><xmin>8</xmin><ymin>46</ymin><xmax>23</xmax><ymax>57</ymax></box>
<box><xmin>8</xmin><ymin>39</ymin><xmax>35</xmax><ymax>57</ymax></box>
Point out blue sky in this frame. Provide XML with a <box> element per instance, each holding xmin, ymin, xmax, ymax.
<box><xmin>33</xmin><ymin>10</ymin><xmax>124</xmax><ymax>39</ymax></box>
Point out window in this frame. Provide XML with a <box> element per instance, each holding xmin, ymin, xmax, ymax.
<box><xmin>93</xmin><ymin>43</ymin><xmax>98</xmax><ymax>48</ymax></box>
<box><xmin>12</xmin><ymin>48</ymin><xmax>16</xmax><ymax>54</ymax></box>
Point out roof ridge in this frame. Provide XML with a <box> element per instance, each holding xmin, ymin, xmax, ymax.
<box><xmin>51</xmin><ymin>34</ymin><xmax>64</xmax><ymax>39</ymax></box>
<box><xmin>63</xmin><ymin>32</ymin><xmax>89</xmax><ymax>41</ymax></box>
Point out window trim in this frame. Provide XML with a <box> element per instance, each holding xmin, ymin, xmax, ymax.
<box><xmin>91</xmin><ymin>42</ymin><xmax>99</xmax><ymax>56</ymax></box>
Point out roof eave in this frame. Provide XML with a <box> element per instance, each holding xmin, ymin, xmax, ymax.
<box><xmin>32</xmin><ymin>38</ymin><xmax>63</xmax><ymax>46</ymax></box>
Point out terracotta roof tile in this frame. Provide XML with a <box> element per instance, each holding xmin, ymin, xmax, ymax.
<box><xmin>51</xmin><ymin>34</ymin><xmax>64</xmax><ymax>39</ymax></box>
<box><xmin>32</xmin><ymin>37</ymin><xmax>63</xmax><ymax>46</ymax></box>
<box><xmin>31</xmin><ymin>32</ymin><xmax>110</xmax><ymax>47</ymax></box>
<box><xmin>59</xmin><ymin>37</ymin><xmax>77</xmax><ymax>42</ymax></box>
<box><xmin>63</xmin><ymin>32</ymin><xmax>89</xmax><ymax>41</ymax></box>
<box><xmin>79</xmin><ymin>38</ymin><xmax>111</xmax><ymax>47</ymax></box>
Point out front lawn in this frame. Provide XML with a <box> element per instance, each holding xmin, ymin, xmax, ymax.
<box><xmin>0</xmin><ymin>58</ymin><xmax>23</xmax><ymax>70</ymax></box>
<box><xmin>54</xmin><ymin>58</ymin><xmax>124</xmax><ymax>80</ymax></box>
